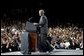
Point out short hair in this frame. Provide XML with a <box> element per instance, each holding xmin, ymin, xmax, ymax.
<box><xmin>39</xmin><ymin>9</ymin><xmax>45</xmax><ymax>14</ymax></box>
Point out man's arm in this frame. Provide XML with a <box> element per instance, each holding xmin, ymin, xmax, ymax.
<box><xmin>39</xmin><ymin>16</ymin><xmax>46</xmax><ymax>27</ymax></box>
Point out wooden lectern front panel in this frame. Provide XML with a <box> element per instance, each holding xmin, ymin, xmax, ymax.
<box><xmin>29</xmin><ymin>32</ymin><xmax>37</xmax><ymax>52</ymax></box>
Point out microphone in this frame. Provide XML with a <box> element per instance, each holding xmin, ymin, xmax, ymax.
<box><xmin>28</xmin><ymin>17</ymin><xmax>33</xmax><ymax>21</ymax></box>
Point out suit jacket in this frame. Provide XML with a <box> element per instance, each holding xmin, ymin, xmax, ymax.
<box><xmin>39</xmin><ymin>15</ymin><xmax>48</xmax><ymax>34</ymax></box>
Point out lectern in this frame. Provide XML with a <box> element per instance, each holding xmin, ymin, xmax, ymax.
<box><xmin>25</xmin><ymin>21</ymin><xmax>38</xmax><ymax>52</ymax></box>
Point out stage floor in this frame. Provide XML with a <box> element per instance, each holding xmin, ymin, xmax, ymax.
<box><xmin>1</xmin><ymin>49</ymin><xmax>83</xmax><ymax>55</ymax></box>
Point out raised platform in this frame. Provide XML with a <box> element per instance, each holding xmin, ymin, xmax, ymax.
<box><xmin>1</xmin><ymin>49</ymin><xmax>83</xmax><ymax>55</ymax></box>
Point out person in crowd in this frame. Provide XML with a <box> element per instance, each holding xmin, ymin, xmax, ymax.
<box><xmin>60</xmin><ymin>40</ymin><xmax>65</xmax><ymax>49</ymax></box>
<box><xmin>64</xmin><ymin>40</ymin><xmax>70</xmax><ymax>49</ymax></box>
<box><xmin>1</xmin><ymin>33</ymin><xmax>10</xmax><ymax>52</ymax></box>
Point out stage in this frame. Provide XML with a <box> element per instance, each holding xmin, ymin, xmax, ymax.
<box><xmin>1</xmin><ymin>49</ymin><xmax>83</xmax><ymax>55</ymax></box>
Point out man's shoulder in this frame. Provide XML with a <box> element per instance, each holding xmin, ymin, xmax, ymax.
<box><xmin>42</xmin><ymin>16</ymin><xmax>47</xmax><ymax>20</ymax></box>
<box><xmin>41</xmin><ymin>15</ymin><xmax>46</xmax><ymax>18</ymax></box>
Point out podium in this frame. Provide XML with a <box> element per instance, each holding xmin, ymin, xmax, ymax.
<box><xmin>25</xmin><ymin>21</ymin><xmax>38</xmax><ymax>52</ymax></box>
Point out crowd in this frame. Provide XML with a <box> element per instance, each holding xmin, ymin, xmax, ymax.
<box><xmin>1</xmin><ymin>22</ymin><xmax>83</xmax><ymax>53</ymax></box>
<box><xmin>1</xmin><ymin>24</ymin><xmax>24</xmax><ymax>53</ymax></box>
<box><xmin>48</xmin><ymin>24</ymin><xmax>83</xmax><ymax>50</ymax></box>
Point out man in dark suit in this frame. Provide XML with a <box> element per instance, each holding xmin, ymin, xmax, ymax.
<box><xmin>38</xmin><ymin>9</ymin><xmax>53</xmax><ymax>52</ymax></box>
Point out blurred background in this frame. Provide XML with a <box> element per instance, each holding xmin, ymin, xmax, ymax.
<box><xmin>1</xmin><ymin>0</ymin><xmax>83</xmax><ymax>53</ymax></box>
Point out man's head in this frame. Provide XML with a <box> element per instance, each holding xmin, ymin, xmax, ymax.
<box><xmin>39</xmin><ymin>9</ymin><xmax>45</xmax><ymax>16</ymax></box>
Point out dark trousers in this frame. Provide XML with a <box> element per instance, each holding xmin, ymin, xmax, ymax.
<box><xmin>38</xmin><ymin>39</ymin><xmax>53</xmax><ymax>52</ymax></box>
<box><xmin>38</xmin><ymin>33</ymin><xmax>54</xmax><ymax>52</ymax></box>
